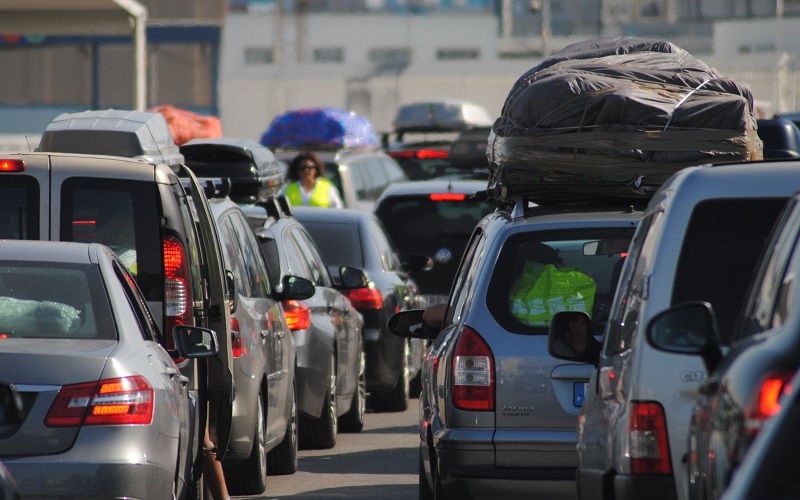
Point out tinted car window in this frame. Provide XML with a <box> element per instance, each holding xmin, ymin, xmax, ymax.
<box><xmin>301</xmin><ymin>221</ymin><xmax>364</xmax><ymax>270</ymax></box>
<box><xmin>445</xmin><ymin>227</ymin><xmax>487</xmax><ymax>328</ymax></box>
<box><xmin>487</xmin><ymin>227</ymin><xmax>635</xmax><ymax>336</ymax></box>
<box><xmin>61</xmin><ymin>178</ymin><xmax>161</xmax><ymax>298</ymax></box>
<box><xmin>382</xmin><ymin>158</ymin><xmax>406</xmax><ymax>183</ymax></box>
<box><xmin>671</xmin><ymin>198</ymin><xmax>787</xmax><ymax>343</ymax></box>
<box><xmin>0</xmin><ymin>261</ymin><xmax>114</xmax><ymax>339</ymax></box>
<box><xmin>230</xmin><ymin>212</ymin><xmax>270</xmax><ymax>298</ymax></box>
<box><xmin>368</xmin><ymin>218</ymin><xmax>401</xmax><ymax>271</ymax></box>
<box><xmin>218</xmin><ymin>215</ymin><xmax>251</xmax><ymax>297</ymax></box>
<box><xmin>0</xmin><ymin>176</ymin><xmax>38</xmax><ymax>239</ymax></box>
<box><xmin>291</xmin><ymin>227</ymin><xmax>328</xmax><ymax>286</ymax></box>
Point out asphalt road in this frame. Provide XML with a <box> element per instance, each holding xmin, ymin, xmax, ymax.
<box><xmin>249</xmin><ymin>404</ymin><xmax>419</xmax><ymax>499</ymax></box>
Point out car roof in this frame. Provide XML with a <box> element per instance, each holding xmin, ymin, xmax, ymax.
<box><xmin>377</xmin><ymin>179</ymin><xmax>488</xmax><ymax>198</ymax></box>
<box><xmin>518</xmin><ymin>204</ymin><xmax>643</xmax><ymax>225</ymax></box>
<box><xmin>1</xmin><ymin>240</ymin><xmax>97</xmax><ymax>264</ymax></box>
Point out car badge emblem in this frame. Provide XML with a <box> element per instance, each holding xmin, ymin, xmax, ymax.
<box><xmin>435</xmin><ymin>248</ymin><xmax>453</xmax><ymax>264</ymax></box>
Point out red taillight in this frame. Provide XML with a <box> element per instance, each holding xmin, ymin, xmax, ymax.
<box><xmin>389</xmin><ymin>149</ymin><xmax>449</xmax><ymax>159</ymax></box>
<box><xmin>629</xmin><ymin>401</ymin><xmax>672</xmax><ymax>475</ymax></box>
<box><xmin>0</xmin><ymin>159</ymin><xmax>25</xmax><ymax>172</ymax></box>
<box><xmin>430</xmin><ymin>193</ymin><xmax>466</xmax><ymax>202</ymax></box>
<box><xmin>163</xmin><ymin>235</ymin><xmax>191</xmax><ymax>361</ymax></box>
<box><xmin>451</xmin><ymin>327</ymin><xmax>494</xmax><ymax>411</ymax></box>
<box><xmin>345</xmin><ymin>287</ymin><xmax>384</xmax><ymax>310</ymax></box>
<box><xmin>282</xmin><ymin>300</ymin><xmax>311</xmax><ymax>331</ymax></box>
<box><xmin>231</xmin><ymin>317</ymin><xmax>243</xmax><ymax>358</ymax></box>
<box><xmin>744</xmin><ymin>371</ymin><xmax>793</xmax><ymax>435</ymax></box>
<box><xmin>45</xmin><ymin>376</ymin><xmax>154</xmax><ymax>427</ymax></box>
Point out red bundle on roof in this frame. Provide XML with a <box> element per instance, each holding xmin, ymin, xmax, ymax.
<box><xmin>149</xmin><ymin>105</ymin><xmax>222</xmax><ymax>146</ymax></box>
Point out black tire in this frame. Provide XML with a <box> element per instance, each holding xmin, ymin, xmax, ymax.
<box><xmin>370</xmin><ymin>340</ymin><xmax>409</xmax><ymax>412</ymax></box>
<box><xmin>299</xmin><ymin>354</ymin><xmax>338</xmax><ymax>449</ymax></box>
<box><xmin>267</xmin><ymin>381</ymin><xmax>298</xmax><ymax>475</ymax></box>
<box><xmin>339</xmin><ymin>346</ymin><xmax>366</xmax><ymax>433</ymax></box>
<box><xmin>224</xmin><ymin>392</ymin><xmax>267</xmax><ymax>496</ymax></box>
<box><xmin>419</xmin><ymin>446</ymin><xmax>434</xmax><ymax>500</ymax></box>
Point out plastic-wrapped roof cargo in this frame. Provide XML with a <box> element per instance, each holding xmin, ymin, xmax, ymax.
<box><xmin>260</xmin><ymin>107</ymin><xmax>379</xmax><ymax>150</ymax></box>
<box><xmin>38</xmin><ymin>109</ymin><xmax>184</xmax><ymax>167</ymax></box>
<box><xmin>487</xmin><ymin>36</ymin><xmax>763</xmax><ymax>205</ymax></box>
<box><xmin>180</xmin><ymin>137</ymin><xmax>285</xmax><ymax>204</ymax></box>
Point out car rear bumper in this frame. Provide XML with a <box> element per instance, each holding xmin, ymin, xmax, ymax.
<box><xmin>363</xmin><ymin>326</ymin><xmax>404</xmax><ymax>394</ymax></box>
<box><xmin>577</xmin><ymin>468</ymin><xmax>677</xmax><ymax>500</ymax></box>
<box><xmin>434</xmin><ymin>426</ymin><xmax>576</xmax><ymax>499</ymax></box>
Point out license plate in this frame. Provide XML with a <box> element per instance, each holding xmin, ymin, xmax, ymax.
<box><xmin>423</xmin><ymin>295</ymin><xmax>448</xmax><ymax>308</ymax></box>
<box><xmin>573</xmin><ymin>382</ymin><xmax>588</xmax><ymax>407</ymax></box>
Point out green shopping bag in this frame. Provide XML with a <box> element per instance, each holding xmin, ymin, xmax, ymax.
<box><xmin>509</xmin><ymin>262</ymin><xmax>597</xmax><ymax>327</ymax></box>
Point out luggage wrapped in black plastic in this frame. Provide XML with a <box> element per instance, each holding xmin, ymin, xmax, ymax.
<box><xmin>487</xmin><ymin>36</ymin><xmax>763</xmax><ymax>205</ymax></box>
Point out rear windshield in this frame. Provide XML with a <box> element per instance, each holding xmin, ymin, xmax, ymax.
<box><xmin>60</xmin><ymin>178</ymin><xmax>162</xmax><ymax>299</ymax></box>
<box><xmin>375</xmin><ymin>193</ymin><xmax>495</xmax><ymax>258</ymax></box>
<box><xmin>298</xmin><ymin>221</ymin><xmax>364</xmax><ymax>270</ymax></box>
<box><xmin>0</xmin><ymin>176</ymin><xmax>39</xmax><ymax>239</ymax></box>
<box><xmin>0</xmin><ymin>262</ymin><xmax>114</xmax><ymax>339</ymax></box>
<box><xmin>487</xmin><ymin>227</ymin><xmax>635</xmax><ymax>335</ymax></box>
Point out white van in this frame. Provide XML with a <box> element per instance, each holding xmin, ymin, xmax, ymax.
<box><xmin>548</xmin><ymin>159</ymin><xmax>800</xmax><ymax>500</ymax></box>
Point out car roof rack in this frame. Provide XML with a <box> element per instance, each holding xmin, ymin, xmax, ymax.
<box><xmin>183</xmin><ymin>177</ymin><xmax>232</xmax><ymax>200</ymax></box>
<box><xmin>255</xmin><ymin>194</ymin><xmax>293</xmax><ymax>220</ymax></box>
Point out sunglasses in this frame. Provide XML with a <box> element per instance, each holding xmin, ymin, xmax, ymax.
<box><xmin>299</xmin><ymin>163</ymin><xmax>317</xmax><ymax>171</ymax></box>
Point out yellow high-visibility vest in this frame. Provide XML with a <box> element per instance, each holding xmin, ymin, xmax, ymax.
<box><xmin>285</xmin><ymin>178</ymin><xmax>334</xmax><ymax>207</ymax></box>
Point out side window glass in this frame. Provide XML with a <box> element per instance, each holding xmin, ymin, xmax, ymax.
<box><xmin>382</xmin><ymin>157</ymin><xmax>406</xmax><ymax>183</ymax></box>
<box><xmin>369</xmin><ymin>218</ymin><xmax>400</xmax><ymax>271</ymax></box>
<box><xmin>349</xmin><ymin>163</ymin><xmax>369</xmax><ymax>201</ymax></box>
<box><xmin>604</xmin><ymin>211</ymin><xmax>663</xmax><ymax>356</ymax></box>
<box><xmin>292</xmin><ymin>228</ymin><xmax>332</xmax><ymax>287</ymax></box>
<box><xmin>114</xmin><ymin>261</ymin><xmax>162</xmax><ymax>344</ymax></box>
<box><xmin>230</xmin><ymin>213</ymin><xmax>269</xmax><ymax>299</ymax></box>
<box><xmin>285</xmin><ymin>233</ymin><xmax>312</xmax><ymax>279</ymax></box>
<box><xmin>0</xmin><ymin>176</ymin><xmax>38</xmax><ymax>239</ymax></box>
<box><xmin>217</xmin><ymin>215</ymin><xmax>251</xmax><ymax>297</ymax></box>
<box><xmin>736</xmin><ymin>199</ymin><xmax>800</xmax><ymax>339</ymax></box>
<box><xmin>445</xmin><ymin>228</ymin><xmax>486</xmax><ymax>327</ymax></box>
<box><xmin>366</xmin><ymin>159</ymin><xmax>389</xmax><ymax>200</ymax></box>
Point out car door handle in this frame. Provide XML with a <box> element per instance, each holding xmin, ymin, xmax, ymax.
<box><xmin>274</xmin><ymin>330</ymin><xmax>285</xmax><ymax>339</ymax></box>
<box><xmin>179</xmin><ymin>375</ymin><xmax>190</xmax><ymax>387</ymax></box>
<box><xmin>165</xmin><ymin>367</ymin><xmax>179</xmax><ymax>377</ymax></box>
<box><xmin>261</xmin><ymin>330</ymin><xmax>269</xmax><ymax>339</ymax></box>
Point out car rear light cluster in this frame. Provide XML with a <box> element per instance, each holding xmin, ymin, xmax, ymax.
<box><xmin>451</xmin><ymin>327</ymin><xmax>494</xmax><ymax>411</ymax></box>
<box><xmin>0</xmin><ymin>159</ymin><xmax>25</xmax><ymax>172</ymax></box>
<box><xmin>282</xmin><ymin>300</ymin><xmax>311</xmax><ymax>331</ymax></box>
<box><xmin>344</xmin><ymin>286</ymin><xmax>384</xmax><ymax>310</ymax></box>
<box><xmin>430</xmin><ymin>193</ymin><xmax>466</xmax><ymax>202</ymax></box>
<box><xmin>629</xmin><ymin>401</ymin><xmax>672</xmax><ymax>475</ymax></box>
<box><xmin>743</xmin><ymin>371</ymin><xmax>793</xmax><ymax>436</ymax></box>
<box><xmin>163</xmin><ymin>235</ymin><xmax>192</xmax><ymax>360</ymax></box>
<box><xmin>45</xmin><ymin>376</ymin><xmax>154</xmax><ymax>427</ymax></box>
<box><xmin>231</xmin><ymin>317</ymin><xmax>243</xmax><ymax>358</ymax></box>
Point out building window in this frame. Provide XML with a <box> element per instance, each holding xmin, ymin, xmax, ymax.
<box><xmin>368</xmin><ymin>48</ymin><xmax>411</xmax><ymax>66</ymax></box>
<box><xmin>436</xmin><ymin>48</ymin><xmax>480</xmax><ymax>60</ymax></box>
<box><xmin>314</xmin><ymin>47</ymin><xmax>344</xmax><ymax>63</ymax></box>
<box><xmin>244</xmin><ymin>47</ymin><xmax>273</xmax><ymax>65</ymax></box>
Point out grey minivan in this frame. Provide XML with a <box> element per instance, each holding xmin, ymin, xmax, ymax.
<box><xmin>389</xmin><ymin>201</ymin><xmax>640</xmax><ymax>499</ymax></box>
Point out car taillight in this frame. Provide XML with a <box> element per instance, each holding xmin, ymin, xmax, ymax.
<box><xmin>0</xmin><ymin>159</ymin><xmax>25</xmax><ymax>172</ymax></box>
<box><xmin>345</xmin><ymin>287</ymin><xmax>384</xmax><ymax>310</ymax></box>
<box><xmin>629</xmin><ymin>401</ymin><xmax>672</xmax><ymax>475</ymax></box>
<box><xmin>231</xmin><ymin>317</ymin><xmax>243</xmax><ymax>358</ymax></box>
<box><xmin>45</xmin><ymin>376</ymin><xmax>154</xmax><ymax>427</ymax></box>
<box><xmin>163</xmin><ymin>235</ymin><xmax>191</xmax><ymax>361</ymax></box>
<box><xmin>451</xmin><ymin>326</ymin><xmax>494</xmax><ymax>411</ymax></box>
<box><xmin>743</xmin><ymin>371</ymin><xmax>793</xmax><ymax>436</ymax></box>
<box><xmin>388</xmin><ymin>149</ymin><xmax>449</xmax><ymax>159</ymax></box>
<box><xmin>430</xmin><ymin>193</ymin><xmax>466</xmax><ymax>202</ymax></box>
<box><xmin>282</xmin><ymin>300</ymin><xmax>311</xmax><ymax>331</ymax></box>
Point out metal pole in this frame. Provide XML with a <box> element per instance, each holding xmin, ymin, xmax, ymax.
<box><xmin>114</xmin><ymin>0</ymin><xmax>148</xmax><ymax>110</ymax></box>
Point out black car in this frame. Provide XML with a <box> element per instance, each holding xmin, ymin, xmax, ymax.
<box><xmin>246</xmin><ymin>200</ymin><xmax>367</xmax><ymax>447</ymax></box>
<box><xmin>374</xmin><ymin>179</ymin><xmax>497</xmax><ymax>309</ymax></box>
<box><xmin>291</xmin><ymin>206</ymin><xmax>425</xmax><ymax>412</ymax></box>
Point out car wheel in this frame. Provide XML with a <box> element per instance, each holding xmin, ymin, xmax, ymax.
<box><xmin>371</xmin><ymin>340</ymin><xmax>410</xmax><ymax>412</ymax></box>
<box><xmin>267</xmin><ymin>381</ymin><xmax>299</xmax><ymax>475</ymax></box>
<box><xmin>224</xmin><ymin>391</ymin><xmax>267</xmax><ymax>495</ymax></box>
<box><xmin>419</xmin><ymin>446</ymin><xmax>434</xmax><ymax>500</ymax></box>
<box><xmin>339</xmin><ymin>345</ymin><xmax>366</xmax><ymax>433</ymax></box>
<box><xmin>300</xmin><ymin>354</ymin><xmax>338</xmax><ymax>449</ymax></box>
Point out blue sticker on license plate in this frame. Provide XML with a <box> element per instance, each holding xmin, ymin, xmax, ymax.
<box><xmin>573</xmin><ymin>382</ymin><xmax>587</xmax><ymax>407</ymax></box>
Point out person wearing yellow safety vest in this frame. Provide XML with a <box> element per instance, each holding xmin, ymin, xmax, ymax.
<box><xmin>281</xmin><ymin>151</ymin><xmax>344</xmax><ymax>208</ymax></box>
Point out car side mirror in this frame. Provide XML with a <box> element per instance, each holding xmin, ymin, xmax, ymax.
<box><xmin>645</xmin><ymin>301</ymin><xmax>723</xmax><ymax>373</ymax></box>
<box><xmin>387</xmin><ymin>309</ymin><xmax>439</xmax><ymax>340</ymax></box>
<box><xmin>339</xmin><ymin>266</ymin><xmax>369</xmax><ymax>289</ymax></box>
<box><xmin>281</xmin><ymin>275</ymin><xmax>316</xmax><ymax>301</ymax></box>
<box><xmin>548</xmin><ymin>311</ymin><xmax>599</xmax><ymax>366</ymax></box>
<box><xmin>172</xmin><ymin>325</ymin><xmax>220</xmax><ymax>358</ymax></box>
<box><xmin>402</xmin><ymin>253</ymin><xmax>434</xmax><ymax>272</ymax></box>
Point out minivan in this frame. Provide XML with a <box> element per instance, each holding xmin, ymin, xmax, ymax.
<box><xmin>548</xmin><ymin>160</ymin><xmax>800</xmax><ymax>500</ymax></box>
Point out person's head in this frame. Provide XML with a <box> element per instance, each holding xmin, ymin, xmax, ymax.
<box><xmin>287</xmin><ymin>151</ymin><xmax>326</xmax><ymax>182</ymax></box>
